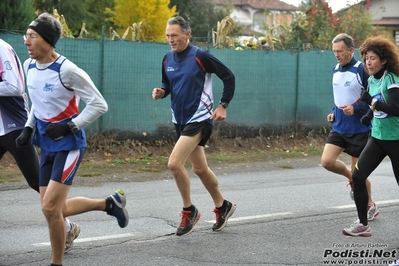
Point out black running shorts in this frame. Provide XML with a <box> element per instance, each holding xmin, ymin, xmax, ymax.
<box><xmin>174</xmin><ymin>122</ymin><xmax>213</xmax><ymax>146</ymax></box>
<box><xmin>326</xmin><ymin>130</ymin><xmax>370</xmax><ymax>158</ymax></box>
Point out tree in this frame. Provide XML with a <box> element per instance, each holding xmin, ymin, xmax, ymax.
<box><xmin>105</xmin><ymin>0</ymin><xmax>176</xmax><ymax>42</ymax></box>
<box><xmin>33</xmin><ymin>0</ymin><xmax>96</xmax><ymax>36</ymax></box>
<box><xmin>335</xmin><ymin>3</ymin><xmax>373</xmax><ymax>46</ymax></box>
<box><xmin>289</xmin><ymin>0</ymin><xmax>338</xmax><ymax>49</ymax></box>
<box><xmin>169</xmin><ymin>0</ymin><xmax>230</xmax><ymax>39</ymax></box>
<box><xmin>0</xmin><ymin>0</ymin><xmax>35</xmax><ymax>31</ymax></box>
<box><xmin>32</xmin><ymin>0</ymin><xmax>115</xmax><ymax>37</ymax></box>
<box><xmin>83</xmin><ymin>0</ymin><xmax>115</xmax><ymax>37</ymax></box>
<box><xmin>289</xmin><ymin>0</ymin><xmax>374</xmax><ymax>49</ymax></box>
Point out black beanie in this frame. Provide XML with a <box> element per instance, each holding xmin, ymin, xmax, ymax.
<box><xmin>28</xmin><ymin>19</ymin><xmax>61</xmax><ymax>47</ymax></box>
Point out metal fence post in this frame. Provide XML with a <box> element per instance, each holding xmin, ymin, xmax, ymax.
<box><xmin>98</xmin><ymin>25</ymin><xmax>106</xmax><ymax>132</ymax></box>
<box><xmin>294</xmin><ymin>38</ymin><xmax>301</xmax><ymax>133</ymax></box>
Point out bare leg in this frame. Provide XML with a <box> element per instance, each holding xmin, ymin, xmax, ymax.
<box><xmin>41</xmin><ymin>181</ymin><xmax>109</xmax><ymax>264</ymax></box>
<box><xmin>321</xmin><ymin>144</ymin><xmax>352</xmax><ymax>179</ymax></box>
<box><xmin>189</xmin><ymin>146</ymin><xmax>224</xmax><ymax>207</ymax></box>
<box><xmin>168</xmin><ymin>133</ymin><xmax>201</xmax><ymax>208</ymax></box>
<box><xmin>40</xmin><ymin>181</ymin><xmax>70</xmax><ymax>264</ymax></box>
<box><xmin>63</xmin><ymin>197</ymin><xmax>106</xmax><ymax>217</ymax></box>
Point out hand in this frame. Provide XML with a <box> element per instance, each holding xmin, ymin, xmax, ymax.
<box><xmin>327</xmin><ymin>113</ymin><xmax>334</xmax><ymax>123</ymax></box>
<box><xmin>45</xmin><ymin>123</ymin><xmax>71</xmax><ymax>140</ymax></box>
<box><xmin>15</xmin><ymin>127</ymin><xmax>33</xmax><ymax>148</ymax></box>
<box><xmin>360</xmin><ymin>109</ymin><xmax>373</xmax><ymax>126</ymax></box>
<box><xmin>339</xmin><ymin>104</ymin><xmax>354</xmax><ymax>116</ymax></box>
<box><xmin>152</xmin><ymin>88</ymin><xmax>165</xmax><ymax>100</ymax></box>
<box><xmin>210</xmin><ymin>105</ymin><xmax>227</xmax><ymax>122</ymax></box>
<box><xmin>360</xmin><ymin>114</ymin><xmax>372</xmax><ymax>126</ymax></box>
<box><xmin>360</xmin><ymin>90</ymin><xmax>373</xmax><ymax>105</ymax></box>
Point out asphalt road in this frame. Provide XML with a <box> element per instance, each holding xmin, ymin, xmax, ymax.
<box><xmin>1</xmin><ymin>159</ymin><xmax>399</xmax><ymax>266</ymax></box>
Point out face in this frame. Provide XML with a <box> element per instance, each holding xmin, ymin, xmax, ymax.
<box><xmin>332</xmin><ymin>41</ymin><xmax>354</xmax><ymax>66</ymax></box>
<box><xmin>165</xmin><ymin>24</ymin><xmax>190</xmax><ymax>53</ymax></box>
<box><xmin>24</xmin><ymin>29</ymin><xmax>52</xmax><ymax>62</ymax></box>
<box><xmin>364</xmin><ymin>50</ymin><xmax>386</xmax><ymax>75</ymax></box>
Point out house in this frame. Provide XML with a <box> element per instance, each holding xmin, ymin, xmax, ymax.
<box><xmin>215</xmin><ymin>0</ymin><xmax>298</xmax><ymax>34</ymax></box>
<box><xmin>339</xmin><ymin>0</ymin><xmax>399</xmax><ymax>45</ymax></box>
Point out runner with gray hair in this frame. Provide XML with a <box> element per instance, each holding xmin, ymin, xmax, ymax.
<box><xmin>152</xmin><ymin>16</ymin><xmax>236</xmax><ymax>236</ymax></box>
<box><xmin>321</xmin><ymin>33</ymin><xmax>379</xmax><ymax>222</ymax></box>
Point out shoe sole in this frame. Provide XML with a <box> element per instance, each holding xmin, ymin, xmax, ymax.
<box><xmin>176</xmin><ymin>213</ymin><xmax>201</xmax><ymax>236</ymax></box>
<box><xmin>342</xmin><ymin>229</ymin><xmax>372</xmax><ymax>237</ymax></box>
<box><xmin>213</xmin><ymin>204</ymin><xmax>236</xmax><ymax>232</ymax></box>
<box><xmin>118</xmin><ymin>208</ymin><xmax>129</xmax><ymax>228</ymax></box>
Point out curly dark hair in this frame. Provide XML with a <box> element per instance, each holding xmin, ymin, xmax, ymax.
<box><xmin>359</xmin><ymin>36</ymin><xmax>399</xmax><ymax>76</ymax></box>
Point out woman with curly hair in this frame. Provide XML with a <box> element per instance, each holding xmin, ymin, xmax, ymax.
<box><xmin>342</xmin><ymin>36</ymin><xmax>399</xmax><ymax>238</ymax></box>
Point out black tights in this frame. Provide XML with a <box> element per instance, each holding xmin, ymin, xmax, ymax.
<box><xmin>353</xmin><ymin>137</ymin><xmax>399</xmax><ymax>225</ymax></box>
<box><xmin>0</xmin><ymin>129</ymin><xmax>40</xmax><ymax>192</ymax></box>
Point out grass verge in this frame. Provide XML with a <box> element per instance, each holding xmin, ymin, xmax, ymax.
<box><xmin>0</xmin><ymin>132</ymin><xmax>327</xmax><ymax>184</ymax></box>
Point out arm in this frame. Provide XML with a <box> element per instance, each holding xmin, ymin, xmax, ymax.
<box><xmin>374</xmin><ymin>87</ymin><xmax>399</xmax><ymax>116</ymax></box>
<box><xmin>61</xmin><ymin>61</ymin><xmax>108</xmax><ymax>129</ymax></box>
<box><xmin>197</xmin><ymin>50</ymin><xmax>235</xmax><ymax>104</ymax></box>
<box><xmin>0</xmin><ymin>42</ymin><xmax>25</xmax><ymax>96</ymax></box>
<box><xmin>16</xmin><ymin>106</ymin><xmax>36</xmax><ymax>148</ymax></box>
<box><xmin>22</xmin><ymin>59</ymin><xmax>35</xmax><ymax>129</ymax></box>
<box><xmin>197</xmin><ymin>51</ymin><xmax>235</xmax><ymax>121</ymax></box>
<box><xmin>354</xmin><ymin>63</ymin><xmax>370</xmax><ymax>115</ymax></box>
<box><xmin>360</xmin><ymin>109</ymin><xmax>373</xmax><ymax>126</ymax></box>
<box><xmin>25</xmin><ymin>105</ymin><xmax>36</xmax><ymax>128</ymax></box>
<box><xmin>353</xmin><ymin>100</ymin><xmax>370</xmax><ymax>115</ymax></box>
<box><xmin>160</xmin><ymin>55</ymin><xmax>170</xmax><ymax>98</ymax></box>
<box><xmin>357</xmin><ymin>62</ymin><xmax>369</xmax><ymax>91</ymax></box>
<box><xmin>327</xmin><ymin>108</ymin><xmax>334</xmax><ymax>123</ymax></box>
<box><xmin>361</xmin><ymin>87</ymin><xmax>399</xmax><ymax>116</ymax></box>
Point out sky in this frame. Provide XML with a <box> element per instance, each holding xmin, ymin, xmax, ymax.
<box><xmin>280</xmin><ymin>0</ymin><xmax>363</xmax><ymax>12</ymax></box>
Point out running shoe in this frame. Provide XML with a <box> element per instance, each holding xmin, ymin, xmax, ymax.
<box><xmin>107</xmin><ymin>189</ymin><xmax>129</xmax><ymax>228</ymax></box>
<box><xmin>347</xmin><ymin>180</ymin><xmax>354</xmax><ymax>200</ymax></box>
<box><xmin>176</xmin><ymin>207</ymin><xmax>201</xmax><ymax>236</ymax></box>
<box><xmin>64</xmin><ymin>222</ymin><xmax>81</xmax><ymax>253</ymax></box>
<box><xmin>212</xmin><ymin>201</ymin><xmax>236</xmax><ymax>231</ymax></box>
<box><xmin>367</xmin><ymin>202</ymin><xmax>380</xmax><ymax>221</ymax></box>
<box><xmin>342</xmin><ymin>220</ymin><xmax>371</xmax><ymax>237</ymax></box>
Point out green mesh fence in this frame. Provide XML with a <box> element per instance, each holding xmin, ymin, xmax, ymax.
<box><xmin>1</xmin><ymin>32</ymin><xmax>361</xmax><ymax>139</ymax></box>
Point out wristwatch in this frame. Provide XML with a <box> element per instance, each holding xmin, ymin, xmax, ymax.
<box><xmin>220</xmin><ymin>102</ymin><xmax>229</xmax><ymax>109</ymax></box>
<box><xmin>67</xmin><ymin>121</ymin><xmax>79</xmax><ymax>133</ymax></box>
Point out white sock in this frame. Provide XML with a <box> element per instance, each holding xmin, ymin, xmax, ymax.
<box><xmin>65</xmin><ymin>218</ymin><xmax>71</xmax><ymax>232</ymax></box>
